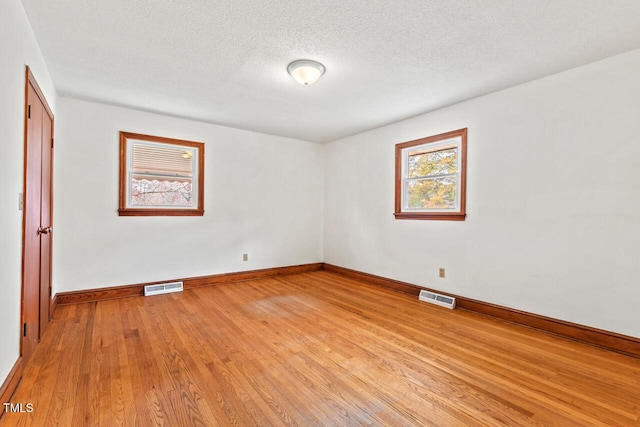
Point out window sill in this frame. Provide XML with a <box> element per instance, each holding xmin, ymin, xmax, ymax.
<box><xmin>118</xmin><ymin>208</ymin><xmax>204</xmax><ymax>217</ymax></box>
<box><xmin>393</xmin><ymin>212</ymin><xmax>466</xmax><ymax>221</ymax></box>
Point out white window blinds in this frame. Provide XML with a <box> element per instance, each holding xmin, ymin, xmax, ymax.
<box><xmin>132</xmin><ymin>142</ymin><xmax>195</xmax><ymax>177</ymax></box>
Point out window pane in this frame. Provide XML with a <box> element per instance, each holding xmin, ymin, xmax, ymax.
<box><xmin>131</xmin><ymin>176</ymin><xmax>193</xmax><ymax>207</ymax></box>
<box><xmin>132</xmin><ymin>143</ymin><xmax>194</xmax><ymax>176</ymax></box>
<box><xmin>405</xmin><ymin>176</ymin><xmax>457</xmax><ymax>209</ymax></box>
<box><xmin>408</xmin><ymin>148</ymin><xmax>458</xmax><ymax>178</ymax></box>
<box><xmin>130</xmin><ymin>141</ymin><xmax>196</xmax><ymax>208</ymax></box>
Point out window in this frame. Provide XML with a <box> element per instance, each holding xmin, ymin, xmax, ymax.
<box><xmin>119</xmin><ymin>132</ymin><xmax>204</xmax><ymax>216</ymax></box>
<box><xmin>394</xmin><ymin>128</ymin><xmax>467</xmax><ymax>221</ymax></box>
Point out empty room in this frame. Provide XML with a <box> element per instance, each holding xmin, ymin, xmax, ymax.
<box><xmin>2</xmin><ymin>0</ymin><xmax>640</xmax><ymax>425</ymax></box>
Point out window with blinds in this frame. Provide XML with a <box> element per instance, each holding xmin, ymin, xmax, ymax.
<box><xmin>119</xmin><ymin>132</ymin><xmax>205</xmax><ymax>216</ymax></box>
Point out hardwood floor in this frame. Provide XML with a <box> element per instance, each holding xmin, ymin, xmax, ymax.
<box><xmin>2</xmin><ymin>271</ymin><xmax>639</xmax><ymax>426</ymax></box>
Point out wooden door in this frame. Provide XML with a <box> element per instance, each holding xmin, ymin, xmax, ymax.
<box><xmin>39</xmin><ymin>97</ymin><xmax>53</xmax><ymax>338</ymax></box>
<box><xmin>21</xmin><ymin>67</ymin><xmax>54</xmax><ymax>361</ymax></box>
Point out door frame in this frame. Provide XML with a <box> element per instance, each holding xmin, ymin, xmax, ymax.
<box><xmin>20</xmin><ymin>66</ymin><xmax>55</xmax><ymax>359</ymax></box>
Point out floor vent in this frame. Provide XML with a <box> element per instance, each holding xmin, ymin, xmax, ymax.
<box><xmin>144</xmin><ymin>281</ymin><xmax>184</xmax><ymax>297</ymax></box>
<box><xmin>419</xmin><ymin>290</ymin><xmax>456</xmax><ymax>309</ymax></box>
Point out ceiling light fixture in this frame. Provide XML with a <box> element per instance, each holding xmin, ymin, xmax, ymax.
<box><xmin>287</xmin><ymin>59</ymin><xmax>325</xmax><ymax>86</ymax></box>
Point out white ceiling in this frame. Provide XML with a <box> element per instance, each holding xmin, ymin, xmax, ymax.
<box><xmin>21</xmin><ymin>0</ymin><xmax>640</xmax><ymax>143</ymax></box>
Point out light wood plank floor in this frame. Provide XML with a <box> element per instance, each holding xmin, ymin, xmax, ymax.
<box><xmin>2</xmin><ymin>271</ymin><xmax>640</xmax><ymax>426</ymax></box>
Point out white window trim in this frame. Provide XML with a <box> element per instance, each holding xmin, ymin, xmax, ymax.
<box><xmin>401</xmin><ymin>137</ymin><xmax>462</xmax><ymax>213</ymax></box>
<box><xmin>125</xmin><ymin>139</ymin><xmax>199</xmax><ymax>210</ymax></box>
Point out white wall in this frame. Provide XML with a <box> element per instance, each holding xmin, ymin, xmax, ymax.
<box><xmin>0</xmin><ymin>0</ymin><xmax>57</xmax><ymax>387</ymax></box>
<box><xmin>53</xmin><ymin>98</ymin><xmax>323</xmax><ymax>293</ymax></box>
<box><xmin>324</xmin><ymin>49</ymin><xmax>640</xmax><ymax>339</ymax></box>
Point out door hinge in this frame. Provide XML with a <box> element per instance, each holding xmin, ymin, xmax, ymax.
<box><xmin>28</xmin><ymin>105</ymin><xmax>31</xmax><ymax>119</ymax></box>
<box><xmin>51</xmin><ymin>138</ymin><xmax>54</xmax><ymax>148</ymax></box>
<box><xmin>23</xmin><ymin>323</ymin><xmax>27</xmax><ymax>337</ymax></box>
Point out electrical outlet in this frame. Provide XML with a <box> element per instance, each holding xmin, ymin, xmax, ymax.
<box><xmin>439</xmin><ymin>268</ymin><xmax>445</xmax><ymax>278</ymax></box>
<box><xmin>242</xmin><ymin>253</ymin><xmax>248</xmax><ymax>262</ymax></box>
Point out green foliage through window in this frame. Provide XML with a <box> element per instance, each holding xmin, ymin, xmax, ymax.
<box><xmin>407</xmin><ymin>176</ymin><xmax>458</xmax><ymax>209</ymax></box>
<box><xmin>406</xmin><ymin>148</ymin><xmax>458</xmax><ymax>209</ymax></box>
<box><xmin>407</xmin><ymin>148</ymin><xmax>458</xmax><ymax>178</ymax></box>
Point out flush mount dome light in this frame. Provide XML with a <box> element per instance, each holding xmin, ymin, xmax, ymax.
<box><xmin>287</xmin><ymin>59</ymin><xmax>325</xmax><ymax>86</ymax></box>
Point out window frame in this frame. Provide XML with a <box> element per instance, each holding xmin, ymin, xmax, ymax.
<box><xmin>394</xmin><ymin>128</ymin><xmax>467</xmax><ymax>221</ymax></box>
<box><xmin>118</xmin><ymin>131</ymin><xmax>205</xmax><ymax>216</ymax></box>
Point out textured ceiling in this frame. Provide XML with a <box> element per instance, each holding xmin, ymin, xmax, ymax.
<box><xmin>21</xmin><ymin>0</ymin><xmax>640</xmax><ymax>143</ymax></box>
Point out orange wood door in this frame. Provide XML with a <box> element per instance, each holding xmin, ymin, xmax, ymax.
<box><xmin>22</xmin><ymin>68</ymin><xmax>54</xmax><ymax>361</ymax></box>
<box><xmin>39</xmin><ymin>99</ymin><xmax>53</xmax><ymax>338</ymax></box>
